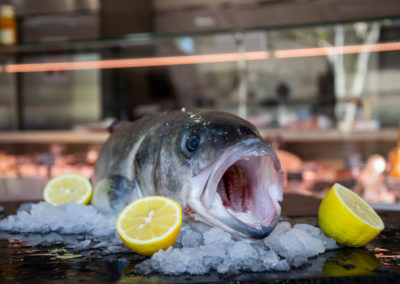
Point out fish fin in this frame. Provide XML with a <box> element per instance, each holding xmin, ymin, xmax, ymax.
<box><xmin>93</xmin><ymin>175</ymin><xmax>140</xmax><ymax>213</ymax></box>
<box><xmin>108</xmin><ymin>175</ymin><xmax>141</xmax><ymax>211</ymax></box>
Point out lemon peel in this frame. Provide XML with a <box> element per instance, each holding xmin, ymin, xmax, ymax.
<box><xmin>318</xmin><ymin>183</ymin><xmax>384</xmax><ymax>247</ymax></box>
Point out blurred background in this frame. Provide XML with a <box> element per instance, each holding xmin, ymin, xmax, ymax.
<box><xmin>0</xmin><ymin>0</ymin><xmax>399</xmax><ymax>207</ymax></box>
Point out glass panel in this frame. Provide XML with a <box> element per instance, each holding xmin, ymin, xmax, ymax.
<box><xmin>0</xmin><ymin>18</ymin><xmax>399</xmax><ymax>129</ymax></box>
<box><xmin>245</xmin><ymin>27</ymin><xmax>334</xmax><ymax>128</ymax></box>
<box><xmin>20</xmin><ymin>53</ymin><xmax>101</xmax><ymax>129</ymax></box>
<box><xmin>0</xmin><ymin>17</ymin><xmax>400</xmax><ymax>205</ymax></box>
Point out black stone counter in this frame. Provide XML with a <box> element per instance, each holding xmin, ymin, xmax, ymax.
<box><xmin>0</xmin><ymin>194</ymin><xmax>399</xmax><ymax>283</ymax></box>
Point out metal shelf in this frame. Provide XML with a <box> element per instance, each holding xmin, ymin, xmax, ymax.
<box><xmin>0</xmin><ymin>130</ymin><xmax>109</xmax><ymax>144</ymax></box>
<box><xmin>0</xmin><ymin>128</ymin><xmax>397</xmax><ymax>144</ymax></box>
<box><xmin>260</xmin><ymin>128</ymin><xmax>398</xmax><ymax>143</ymax></box>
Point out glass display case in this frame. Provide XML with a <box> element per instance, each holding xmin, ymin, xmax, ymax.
<box><xmin>0</xmin><ymin>18</ymin><xmax>399</xmax><ymax>129</ymax></box>
<box><xmin>0</xmin><ymin>17</ymin><xmax>399</xmax><ymax>205</ymax></box>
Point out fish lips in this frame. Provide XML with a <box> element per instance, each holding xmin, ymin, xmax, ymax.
<box><xmin>190</xmin><ymin>138</ymin><xmax>283</xmax><ymax>239</ymax></box>
<box><xmin>226</xmin><ymin>208</ymin><xmax>279</xmax><ymax>239</ymax></box>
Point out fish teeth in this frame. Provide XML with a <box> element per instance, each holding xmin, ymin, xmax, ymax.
<box><xmin>225</xmin><ymin>165</ymin><xmax>245</xmax><ymax>212</ymax></box>
<box><xmin>217</xmin><ymin>179</ymin><xmax>230</xmax><ymax>207</ymax></box>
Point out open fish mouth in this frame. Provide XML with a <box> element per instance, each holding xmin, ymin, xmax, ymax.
<box><xmin>194</xmin><ymin>139</ymin><xmax>283</xmax><ymax>239</ymax></box>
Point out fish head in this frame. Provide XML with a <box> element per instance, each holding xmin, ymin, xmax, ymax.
<box><xmin>175</xmin><ymin>110</ymin><xmax>283</xmax><ymax>239</ymax></box>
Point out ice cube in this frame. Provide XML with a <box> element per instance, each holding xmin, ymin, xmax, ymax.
<box><xmin>228</xmin><ymin>241</ymin><xmax>259</xmax><ymax>271</ymax></box>
<box><xmin>181</xmin><ymin>228</ymin><xmax>203</xmax><ymax>248</ymax></box>
<box><xmin>203</xmin><ymin>227</ymin><xmax>232</xmax><ymax>245</ymax></box>
<box><xmin>17</xmin><ymin>203</ymin><xmax>33</xmax><ymax>212</ymax></box>
<box><xmin>216</xmin><ymin>260</ymin><xmax>231</xmax><ymax>274</ymax></box>
<box><xmin>158</xmin><ymin>248</ymin><xmax>189</xmax><ymax>275</ymax></box>
<box><xmin>321</xmin><ymin>234</ymin><xmax>340</xmax><ymax>250</ymax></box>
<box><xmin>291</xmin><ymin>256</ymin><xmax>309</xmax><ymax>268</ymax></box>
<box><xmin>259</xmin><ymin>249</ymin><xmax>280</xmax><ymax>270</ymax></box>
<box><xmin>264</xmin><ymin>221</ymin><xmax>291</xmax><ymax>253</ymax></box>
<box><xmin>294</xmin><ymin>223</ymin><xmax>321</xmax><ymax>236</ymax></box>
<box><xmin>202</xmin><ymin>243</ymin><xmax>226</xmax><ymax>267</ymax></box>
<box><xmin>294</xmin><ymin>223</ymin><xmax>339</xmax><ymax>250</ymax></box>
<box><xmin>264</xmin><ymin>222</ymin><xmax>332</xmax><ymax>268</ymax></box>
<box><xmin>185</xmin><ymin>248</ymin><xmax>210</xmax><ymax>275</ymax></box>
<box><xmin>229</xmin><ymin>241</ymin><xmax>258</xmax><ymax>261</ymax></box>
<box><xmin>279</xmin><ymin>228</ymin><xmax>325</xmax><ymax>263</ymax></box>
<box><xmin>273</xmin><ymin>259</ymin><xmax>291</xmax><ymax>271</ymax></box>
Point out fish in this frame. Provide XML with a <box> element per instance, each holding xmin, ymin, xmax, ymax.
<box><xmin>92</xmin><ymin>109</ymin><xmax>283</xmax><ymax>239</ymax></box>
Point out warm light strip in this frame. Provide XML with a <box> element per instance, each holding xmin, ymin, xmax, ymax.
<box><xmin>3</xmin><ymin>41</ymin><xmax>400</xmax><ymax>73</ymax></box>
<box><xmin>4</xmin><ymin>51</ymin><xmax>269</xmax><ymax>73</ymax></box>
<box><xmin>274</xmin><ymin>42</ymin><xmax>400</xmax><ymax>58</ymax></box>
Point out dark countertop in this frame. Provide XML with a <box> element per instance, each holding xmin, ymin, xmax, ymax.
<box><xmin>0</xmin><ymin>194</ymin><xmax>399</xmax><ymax>283</ymax></box>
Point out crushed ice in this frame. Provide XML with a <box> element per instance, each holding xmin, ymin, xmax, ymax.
<box><xmin>0</xmin><ymin>201</ymin><xmax>116</xmax><ymax>236</ymax></box>
<box><xmin>136</xmin><ymin>223</ymin><xmax>339</xmax><ymax>275</ymax></box>
<box><xmin>0</xmin><ymin>201</ymin><xmax>131</xmax><ymax>254</ymax></box>
<box><xmin>0</xmin><ymin>201</ymin><xmax>340</xmax><ymax>275</ymax></box>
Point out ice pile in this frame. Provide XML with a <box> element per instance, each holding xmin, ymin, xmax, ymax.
<box><xmin>0</xmin><ymin>201</ymin><xmax>133</xmax><ymax>254</ymax></box>
<box><xmin>0</xmin><ymin>201</ymin><xmax>116</xmax><ymax>237</ymax></box>
<box><xmin>0</xmin><ymin>202</ymin><xmax>340</xmax><ymax>275</ymax></box>
<box><xmin>135</xmin><ymin>222</ymin><xmax>339</xmax><ymax>275</ymax></box>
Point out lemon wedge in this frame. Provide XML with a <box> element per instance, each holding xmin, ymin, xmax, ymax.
<box><xmin>318</xmin><ymin>183</ymin><xmax>384</xmax><ymax>247</ymax></box>
<box><xmin>43</xmin><ymin>174</ymin><xmax>93</xmax><ymax>205</ymax></box>
<box><xmin>116</xmin><ymin>196</ymin><xmax>182</xmax><ymax>256</ymax></box>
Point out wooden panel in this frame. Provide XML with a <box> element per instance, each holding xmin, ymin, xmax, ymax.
<box><xmin>154</xmin><ymin>0</ymin><xmax>400</xmax><ymax>33</ymax></box>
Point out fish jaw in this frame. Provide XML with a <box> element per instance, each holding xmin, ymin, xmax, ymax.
<box><xmin>186</xmin><ymin>138</ymin><xmax>284</xmax><ymax>239</ymax></box>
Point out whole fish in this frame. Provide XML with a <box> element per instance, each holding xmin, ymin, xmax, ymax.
<box><xmin>92</xmin><ymin>109</ymin><xmax>283</xmax><ymax>239</ymax></box>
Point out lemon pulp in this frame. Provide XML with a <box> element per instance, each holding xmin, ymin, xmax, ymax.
<box><xmin>43</xmin><ymin>174</ymin><xmax>93</xmax><ymax>205</ymax></box>
<box><xmin>318</xmin><ymin>183</ymin><xmax>384</xmax><ymax>247</ymax></box>
<box><xmin>116</xmin><ymin>196</ymin><xmax>182</xmax><ymax>256</ymax></box>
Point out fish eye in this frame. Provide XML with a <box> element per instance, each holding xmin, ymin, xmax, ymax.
<box><xmin>186</xmin><ymin>135</ymin><xmax>200</xmax><ymax>152</ymax></box>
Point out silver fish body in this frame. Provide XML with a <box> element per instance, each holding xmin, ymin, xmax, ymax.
<box><xmin>92</xmin><ymin>109</ymin><xmax>283</xmax><ymax>239</ymax></box>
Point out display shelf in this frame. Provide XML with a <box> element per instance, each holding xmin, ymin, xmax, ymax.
<box><xmin>259</xmin><ymin>128</ymin><xmax>398</xmax><ymax>143</ymax></box>
<box><xmin>0</xmin><ymin>131</ymin><xmax>109</xmax><ymax>144</ymax></box>
<box><xmin>0</xmin><ymin>128</ymin><xmax>397</xmax><ymax>144</ymax></box>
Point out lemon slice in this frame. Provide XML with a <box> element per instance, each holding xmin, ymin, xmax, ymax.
<box><xmin>116</xmin><ymin>196</ymin><xmax>182</xmax><ymax>256</ymax></box>
<box><xmin>318</xmin><ymin>183</ymin><xmax>384</xmax><ymax>247</ymax></box>
<box><xmin>43</xmin><ymin>174</ymin><xmax>93</xmax><ymax>205</ymax></box>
